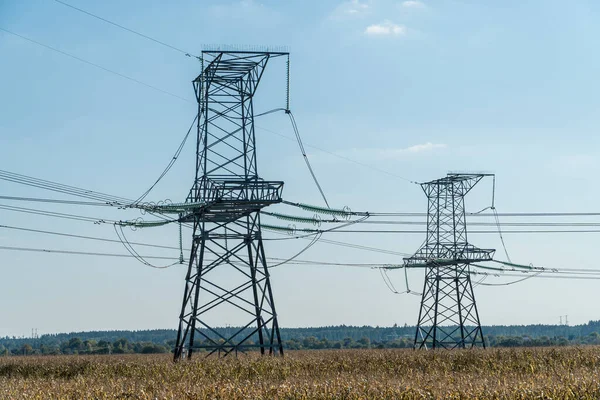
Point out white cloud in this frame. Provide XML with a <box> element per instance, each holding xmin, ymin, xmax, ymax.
<box><xmin>401</xmin><ymin>0</ymin><xmax>426</xmax><ymax>8</ymax></box>
<box><xmin>405</xmin><ymin>142</ymin><xmax>446</xmax><ymax>153</ymax></box>
<box><xmin>210</xmin><ymin>0</ymin><xmax>279</xmax><ymax>19</ymax></box>
<box><xmin>364</xmin><ymin>20</ymin><xmax>407</xmax><ymax>36</ymax></box>
<box><xmin>331</xmin><ymin>0</ymin><xmax>370</xmax><ymax>18</ymax></box>
<box><xmin>347</xmin><ymin>0</ymin><xmax>369</xmax><ymax>14</ymax></box>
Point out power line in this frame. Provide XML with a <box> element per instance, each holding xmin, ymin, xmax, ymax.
<box><xmin>379</xmin><ymin>260</ymin><xmax>600</xmax><ymax>277</ymax></box>
<box><xmin>265</xmin><ymin>229</ymin><xmax>412</xmax><ymax>257</ymax></box>
<box><xmin>286</xmin><ymin>110</ymin><xmax>332</xmax><ymax>208</ymax></box>
<box><xmin>5</xmin><ymin>191</ymin><xmax>600</xmax><ymax>226</ymax></box>
<box><xmin>0</xmin><ymin>195</ymin><xmax>113</xmax><ymax>207</ymax></box>
<box><xmin>256</xmin><ymin>125</ymin><xmax>419</xmax><ymax>184</ymax></box>
<box><xmin>5</xmin><ymin>5</ymin><xmax>418</xmax><ymax>190</ymax></box>
<box><xmin>264</xmin><ymin>224</ymin><xmax>600</xmax><ymax>235</ymax></box>
<box><xmin>53</xmin><ymin>0</ymin><xmax>199</xmax><ymax>59</ymax></box>
<box><xmin>280</xmin><ymin>199</ymin><xmax>600</xmax><ymax>218</ymax></box>
<box><xmin>5</xmin><ymin>194</ymin><xmax>600</xmax><ymax>235</ymax></box>
<box><xmin>359</xmin><ymin>221</ymin><xmax>600</xmax><ymax>227</ymax></box>
<box><xmin>4</xmin><ymin>193</ymin><xmax>600</xmax><ymax>228</ymax></box>
<box><xmin>0</xmin><ymin>27</ymin><xmax>193</xmax><ymax>103</ymax></box>
<box><xmin>134</xmin><ymin>114</ymin><xmax>198</xmax><ymax>204</ymax></box>
<box><xmin>261</xmin><ymin>213</ymin><xmax>600</xmax><ymax>227</ymax></box>
<box><xmin>0</xmin><ymin>245</ymin><xmax>179</xmax><ymax>260</ymax></box>
<box><xmin>8</xmin><ymin>201</ymin><xmax>600</xmax><ymax>274</ymax></box>
<box><xmin>470</xmin><ymin>270</ymin><xmax>600</xmax><ymax>281</ymax></box>
<box><xmin>0</xmin><ymin>224</ymin><xmax>182</xmax><ymax>251</ymax></box>
<box><xmin>0</xmin><ymin>169</ymin><xmax>134</xmax><ymax>204</ymax></box>
<box><xmin>0</xmin><ymin>203</ymin><xmax>177</xmax><ymax>229</ymax></box>
<box><xmin>0</xmin><ymin>203</ymin><xmax>117</xmax><ymax>224</ymax></box>
<box><xmin>270</xmin><ymin>258</ymin><xmax>396</xmax><ymax>267</ymax></box>
<box><xmin>486</xmin><ymin>260</ymin><xmax>600</xmax><ymax>276</ymax></box>
<box><xmin>0</xmin><ymin>222</ymin><xmax>410</xmax><ymax>267</ymax></box>
<box><xmin>466</xmin><ymin>212</ymin><xmax>600</xmax><ymax>218</ymax></box>
<box><xmin>113</xmin><ymin>223</ymin><xmax>174</xmax><ymax>269</ymax></box>
<box><xmin>471</xmin><ymin>272</ymin><xmax>541</xmax><ymax>287</ymax></box>
<box><xmin>0</xmin><ymin>169</ymin><xmax>186</xmax><ymax>228</ymax></box>
<box><xmin>335</xmin><ymin>229</ymin><xmax>600</xmax><ymax>234</ymax></box>
<box><xmin>2</xmin><ymin>24</ymin><xmax>419</xmax><ymax>189</ymax></box>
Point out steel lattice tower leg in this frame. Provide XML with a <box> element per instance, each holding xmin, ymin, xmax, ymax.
<box><xmin>173</xmin><ymin>51</ymin><xmax>288</xmax><ymax>360</ymax></box>
<box><xmin>404</xmin><ymin>174</ymin><xmax>495</xmax><ymax>349</ymax></box>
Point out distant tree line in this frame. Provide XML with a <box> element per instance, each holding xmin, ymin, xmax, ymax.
<box><xmin>3</xmin><ymin>322</ymin><xmax>600</xmax><ymax>356</ymax></box>
<box><xmin>0</xmin><ymin>337</ymin><xmax>171</xmax><ymax>356</ymax></box>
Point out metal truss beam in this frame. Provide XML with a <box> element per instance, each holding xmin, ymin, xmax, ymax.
<box><xmin>174</xmin><ymin>51</ymin><xmax>288</xmax><ymax>360</ymax></box>
<box><xmin>405</xmin><ymin>173</ymin><xmax>495</xmax><ymax>350</ymax></box>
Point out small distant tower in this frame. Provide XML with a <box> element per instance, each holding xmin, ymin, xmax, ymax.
<box><xmin>404</xmin><ymin>174</ymin><xmax>495</xmax><ymax>349</ymax></box>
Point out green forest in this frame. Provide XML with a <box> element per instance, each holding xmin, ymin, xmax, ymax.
<box><xmin>2</xmin><ymin>322</ymin><xmax>600</xmax><ymax>356</ymax></box>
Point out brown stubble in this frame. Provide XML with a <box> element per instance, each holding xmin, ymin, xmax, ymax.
<box><xmin>0</xmin><ymin>347</ymin><xmax>599</xmax><ymax>399</ymax></box>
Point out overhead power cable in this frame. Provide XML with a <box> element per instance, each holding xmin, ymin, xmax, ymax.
<box><xmin>133</xmin><ymin>114</ymin><xmax>198</xmax><ymax>204</ymax></box>
<box><xmin>3</xmin><ymin>23</ymin><xmax>420</xmax><ymax>189</ymax></box>
<box><xmin>379</xmin><ymin>268</ymin><xmax>409</xmax><ymax>295</ymax></box>
<box><xmin>261</xmin><ymin>211</ymin><xmax>600</xmax><ymax>227</ymax></box>
<box><xmin>113</xmin><ymin>223</ymin><xmax>177</xmax><ymax>269</ymax></box>
<box><xmin>0</xmin><ymin>195</ymin><xmax>113</xmax><ymax>207</ymax></box>
<box><xmin>0</xmin><ymin>203</ymin><xmax>177</xmax><ymax>228</ymax></box>
<box><xmin>0</xmin><ymin>27</ymin><xmax>193</xmax><ymax>103</ymax></box>
<box><xmin>280</xmin><ymin>200</ymin><xmax>600</xmax><ymax>218</ymax></box>
<box><xmin>0</xmin><ymin>245</ymin><xmax>179</xmax><ymax>260</ymax></box>
<box><xmin>0</xmin><ymin>204</ymin><xmax>117</xmax><ymax>224</ymax></box>
<box><xmin>286</xmin><ymin>110</ymin><xmax>331</xmax><ymax>209</ymax></box>
<box><xmin>255</xmin><ymin>125</ymin><xmax>419</xmax><ymax>184</ymax></box>
<box><xmin>3</xmin><ymin>194</ymin><xmax>600</xmax><ymax>229</ymax></box>
<box><xmin>268</xmin><ymin>258</ymin><xmax>397</xmax><ymax>267</ymax></box>
<box><xmin>6</xmin><ymin>6</ymin><xmax>420</xmax><ymax>189</ymax></box>
<box><xmin>474</xmin><ymin>273</ymin><xmax>541</xmax><ymax>286</ymax></box>
<box><xmin>53</xmin><ymin>0</ymin><xmax>199</xmax><ymax>59</ymax></box>
<box><xmin>5</xmin><ymin>191</ymin><xmax>600</xmax><ymax>227</ymax></box>
<box><xmin>470</xmin><ymin>270</ymin><xmax>600</xmax><ymax>281</ymax></box>
<box><xmin>352</xmin><ymin>221</ymin><xmax>600</xmax><ymax>227</ymax></box>
<box><xmin>0</xmin><ymin>224</ymin><xmax>185</xmax><ymax>251</ymax></box>
<box><xmin>492</xmin><ymin>207</ymin><xmax>512</xmax><ymax>262</ymax></box>
<box><xmin>0</xmin><ymin>170</ymin><xmax>187</xmax><ymax>229</ymax></box>
<box><xmin>255</xmin><ymin>108</ymin><xmax>287</xmax><ymax>118</ymax></box>
<box><xmin>489</xmin><ymin>260</ymin><xmax>600</xmax><ymax>275</ymax></box>
<box><xmin>1</xmin><ymin>223</ymin><xmax>409</xmax><ymax>268</ymax></box>
<box><xmin>262</xmin><ymin>223</ymin><xmax>600</xmax><ymax>235</ymax></box>
<box><xmin>0</xmin><ymin>169</ymin><xmax>133</xmax><ymax>204</ymax></box>
<box><xmin>264</xmin><ymin>228</ymin><xmax>411</xmax><ymax>257</ymax></box>
<box><xmin>5</xmin><ymin>195</ymin><xmax>600</xmax><ymax>235</ymax></box>
<box><xmin>268</xmin><ymin>232</ymin><xmax>323</xmax><ymax>269</ymax></box>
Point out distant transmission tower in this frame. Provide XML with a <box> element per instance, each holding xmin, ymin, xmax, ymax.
<box><xmin>173</xmin><ymin>50</ymin><xmax>289</xmax><ymax>360</ymax></box>
<box><xmin>404</xmin><ymin>173</ymin><xmax>495</xmax><ymax>349</ymax></box>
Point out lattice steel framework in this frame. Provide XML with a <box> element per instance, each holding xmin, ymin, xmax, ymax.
<box><xmin>404</xmin><ymin>174</ymin><xmax>495</xmax><ymax>349</ymax></box>
<box><xmin>174</xmin><ymin>51</ymin><xmax>288</xmax><ymax>360</ymax></box>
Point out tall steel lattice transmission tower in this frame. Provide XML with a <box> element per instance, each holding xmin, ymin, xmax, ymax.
<box><xmin>174</xmin><ymin>50</ymin><xmax>289</xmax><ymax>360</ymax></box>
<box><xmin>404</xmin><ymin>174</ymin><xmax>495</xmax><ymax>349</ymax></box>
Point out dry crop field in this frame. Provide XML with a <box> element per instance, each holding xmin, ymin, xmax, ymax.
<box><xmin>1</xmin><ymin>347</ymin><xmax>600</xmax><ymax>399</ymax></box>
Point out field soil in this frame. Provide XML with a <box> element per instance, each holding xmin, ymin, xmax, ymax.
<box><xmin>1</xmin><ymin>347</ymin><xmax>600</xmax><ymax>399</ymax></box>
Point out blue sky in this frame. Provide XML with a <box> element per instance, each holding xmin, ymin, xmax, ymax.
<box><xmin>2</xmin><ymin>0</ymin><xmax>600</xmax><ymax>337</ymax></box>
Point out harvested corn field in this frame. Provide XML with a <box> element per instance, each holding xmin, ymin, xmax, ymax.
<box><xmin>1</xmin><ymin>347</ymin><xmax>600</xmax><ymax>399</ymax></box>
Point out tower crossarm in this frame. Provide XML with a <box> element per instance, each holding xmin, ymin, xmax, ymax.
<box><xmin>176</xmin><ymin>178</ymin><xmax>283</xmax><ymax>224</ymax></box>
<box><xmin>403</xmin><ymin>244</ymin><xmax>495</xmax><ymax>267</ymax></box>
